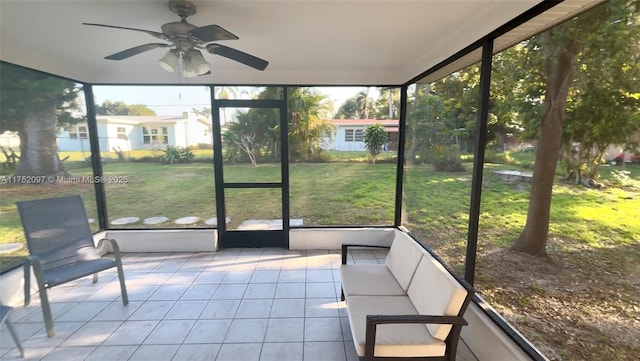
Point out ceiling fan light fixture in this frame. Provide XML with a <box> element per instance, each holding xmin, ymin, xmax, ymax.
<box><xmin>182</xmin><ymin>50</ymin><xmax>211</xmax><ymax>77</ymax></box>
<box><xmin>158</xmin><ymin>49</ymin><xmax>180</xmax><ymax>72</ymax></box>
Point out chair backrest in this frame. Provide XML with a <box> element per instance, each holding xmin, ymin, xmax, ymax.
<box><xmin>17</xmin><ymin>195</ymin><xmax>97</xmax><ymax>270</ymax></box>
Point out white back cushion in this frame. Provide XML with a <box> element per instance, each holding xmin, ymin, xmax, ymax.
<box><xmin>407</xmin><ymin>256</ymin><xmax>468</xmax><ymax>341</ymax></box>
<box><xmin>385</xmin><ymin>232</ymin><xmax>423</xmax><ymax>291</ymax></box>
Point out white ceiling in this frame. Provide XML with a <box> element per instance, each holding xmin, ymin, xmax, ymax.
<box><xmin>0</xmin><ymin>0</ymin><xmax>603</xmax><ymax>86</ymax></box>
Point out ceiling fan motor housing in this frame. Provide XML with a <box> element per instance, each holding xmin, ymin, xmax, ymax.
<box><xmin>168</xmin><ymin>0</ymin><xmax>197</xmax><ymax>19</ymax></box>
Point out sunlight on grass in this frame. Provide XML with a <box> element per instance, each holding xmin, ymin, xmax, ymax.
<box><xmin>2</xmin><ymin>158</ymin><xmax>639</xmax><ymax>274</ymax></box>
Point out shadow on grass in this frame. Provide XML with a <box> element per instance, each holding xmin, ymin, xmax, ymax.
<box><xmin>475</xmin><ymin>240</ymin><xmax>640</xmax><ymax>361</ymax></box>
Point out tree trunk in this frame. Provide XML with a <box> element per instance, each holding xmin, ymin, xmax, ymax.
<box><xmin>15</xmin><ymin>106</ymin><xmax>65</xmax><ymax>176</ymax></box>
<box><xmin>512</xmin><ymin>30</ymin><xmax>579</xmax><ymax>256</ymax></box>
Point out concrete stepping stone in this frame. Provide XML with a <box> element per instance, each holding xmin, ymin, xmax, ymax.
<box><xmin>204</xmin><ymin>217</ymin><xmax>231</xmax><ymax>226</ymax></box>
<box><xmin>175</xmin><ymin>216</ymin><xmax>200</xmax><ymax>225</ymax></box>
<box><xmin>237</xmin><ymin>219</ymin><xmax>304</xmax><ymax>230</ymax></box>
<box><xmin>143</xmin><ymin>216</ymin><xmax>169</xmax><ymax>225</ymax></box>
<box><xmin>0</xmin><ymin>243</ymin><xmax>23</xmax><ymax>254</ymax></box>
<box><xmin>110</xmin><ymin>217</ymin><xmax>140</xmax><ymax>225</ymax></box>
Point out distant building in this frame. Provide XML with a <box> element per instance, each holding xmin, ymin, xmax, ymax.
<box><xmin>57</xmin><ymin>112</ymin><xmax>212</xmax><ymax>152</ymax></box>
<box><xmin>323</xmin><ymin>119</ymin><xmax>399</xmax><ymax>151</ymax></box>
<box><xmin>0</xmin><ymin>131</ymin><xmax>20</xmax><ymax>149</ymax></box>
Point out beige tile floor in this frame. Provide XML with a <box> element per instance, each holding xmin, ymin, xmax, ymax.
<box><xmin>0</xmin><ymin>248</ymin><xmax>477</xmax><ymax>361</ymax></box>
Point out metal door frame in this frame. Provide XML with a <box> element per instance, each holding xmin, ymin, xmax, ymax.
<box><xmin>211</xmin><ymin>92</ymin><xmax>289</xmax><ymax>248</ymax></box>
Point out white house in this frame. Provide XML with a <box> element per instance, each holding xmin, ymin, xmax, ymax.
<box><xmin>323</xmin><ymin>119</ymin><xmax>399</xmax><ymax>151</ymax></box>
<box><xmin>58</xmin><ymin>112</ymin><xmax>212</xmax><ymax>152</ymax></box>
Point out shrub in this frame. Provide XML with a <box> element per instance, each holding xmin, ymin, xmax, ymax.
<box><xmin>433</xmin><ymin>145</ymin><xmax>465</xmax><ymax>172</ymax></box>
<box><xmin>484</xmin><ymin>149</ymin><xmax>506</xmax><ymax>164</ymax></box>
<box><xmin>434</xmin><ymin>158</ymin><xmax>466</xmax><ymax>172</ymax></box>
<box><xmin>162</xmin><ymin>146</ymin><xmax>194</xmax><ymax>164</ymax></box>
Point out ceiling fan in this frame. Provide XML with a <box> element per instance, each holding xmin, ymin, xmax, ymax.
<box><xmin>83</xmin><ymin>0</ymin><xmax>268</xmax><ymax>77</ymax></box>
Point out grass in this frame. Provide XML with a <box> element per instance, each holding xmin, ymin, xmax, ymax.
<box><xmin>1</xmin><ymin>154</ymin><xmax>639</xmax><ymax>360</ymax></box>
<box><xmin>2</xmin><ymin>157</ymin><xmax>637</xmax><ymax>263</ymax></box>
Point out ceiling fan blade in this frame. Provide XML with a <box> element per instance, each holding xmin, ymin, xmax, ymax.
<box><xmin>83</xmin><ymin>23</ymin><xmax>170</xmax><ymax>41</ymax></box>
<box><xmin>105</xmin><ymin>43</ymin><xmax>170</xmax><ymax>60</ymax></box>
<box><xmin>206</xmin><ymin>44</ymin><xmax>268</xmax><ymax>71</ymax></box>
<box><xmin>189</xmin><ymin>24</ymin><xmax>239</xmax><ymax>42</ymax></box>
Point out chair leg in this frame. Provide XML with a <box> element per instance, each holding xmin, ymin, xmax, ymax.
<box><xmin>5</xmin><ymin>318</ymin><xmax>25</xmax><ymax>358</ymax></box>
<box><xmin>116</xmin><ymin>262</ymin><xmax>128</xmax><ymax>305</ymax></box>
<box><xmin>23</xmin><ymin>263</ymin><xmax>31</xmax><ymax>306</ymax></box>
<box><xmin>102</xmin><ymin>238</ymin><xmax>129</xmax><ymax>305</ymax></box>
<box><xmin>92</xmin><ymin>273</ymin><xmax>99</xmax><ymax>284</ymax></box>
<box><xmin>37</xmin><ymin>288</ymin><xmax>55</xmax><ymax>338</ymax></box>
<box><xmin>32</xmin><ymin>271</ymin><xmax>54</xmax><ymax>337</ymax></box>
<box><xmin>27</xmin><ymin>258</ymin><xmax>55</xmax><ymax>338</ymax></box>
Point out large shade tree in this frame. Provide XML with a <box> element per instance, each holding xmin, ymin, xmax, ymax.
<box><xmin>95</xmin><ymin>100</ymin><xmax>155</xmax><ymax>116</ymax></box>
<box><xmin>512</xmin><ymin>1</ymin><xmax>625</xmax><ymax>256</ymax></box>
<box><xmin>560</xmin><ymin>0</ymin><xmax>640</xmax><ymax>181</ymax></box>
<box><xmin>0</xmin><ymin>63</ymin><xmax>81</xmax><ymax>176</ymax></box>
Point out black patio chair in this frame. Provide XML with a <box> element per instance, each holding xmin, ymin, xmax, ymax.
<box><xmin>1</xmin><ymin>305</ymin><xmax>24</xmax><ymax>358</ymax></box>
<box><xmin>17</xmin><ymin>195</ymin><xmax>128</xmax><ymax>338</ymax></box>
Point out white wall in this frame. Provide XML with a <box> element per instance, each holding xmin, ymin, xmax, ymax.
<box><xmin>290</xmin><ymin>227</ymin><xmax>395</xmax><ymax>249</ymax></box>
<box><xmin>333</xmin><ymin>127</ymin><xmax>366</xmax><ymax>151</ymax></box>
<box><xmin>462</xmin><ymin>298</ymin><xmax>549</xmax><ymax>361</ymax></box>
<box><xmin>103</xmin><ymin>229</ymin><xmax>218</xmax><ymax>252</ymax></box>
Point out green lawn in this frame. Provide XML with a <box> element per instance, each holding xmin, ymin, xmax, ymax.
<box><xmin>2</xmin><ymin>158</ymin><xmax>638</xmax><ymax>360</ymax></box>
<box><xmin>2</xmin><ymin>158</ymin><xmax>637</xmax><ymax>272</ymax></box>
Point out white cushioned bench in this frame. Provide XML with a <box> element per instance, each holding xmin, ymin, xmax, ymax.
<box><xmin>340</xmin><ymin>231</ymin><xmax>474</xmax><ymax>361</ymax></box>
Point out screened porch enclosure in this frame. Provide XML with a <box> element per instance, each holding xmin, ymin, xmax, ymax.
<box><xmin>0</xmin><ymin>1</ymin><xmax>612</xmax><ymax>360</ymax></box>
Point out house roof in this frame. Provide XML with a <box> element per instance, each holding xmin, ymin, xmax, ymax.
<box><xmin>330</xmin><ymin>119</ymin><xmax>399</xmax><ymax>126</ymax></box>
<box><xmin>0</xmin><ymin>0</ymin><xmax>604</xmax><ymax>86</ymax></box>
<box><xmin>97</xmin><ymin>115</ymin><xmax>186</xmax><ymax>125</ymax></box>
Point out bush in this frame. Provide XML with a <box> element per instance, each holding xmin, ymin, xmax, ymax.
<box><xmin>433</xmin><ymin>158</ymin><xmax>466</xmax><ymax>172</ymax></box>
<box><xmin>432</xmin><ymin>145</ymin><xmax>465</xmax><ymax>172</ymax></box>
<box><xmin>162</xmin><ymin>146</ymin><xmax>194</xmax><ymax>164</ymax></box>
<box><xmin>484</xmin><ymin>149</ymin><xmax>506</xmax><ymax>164</ymax></box>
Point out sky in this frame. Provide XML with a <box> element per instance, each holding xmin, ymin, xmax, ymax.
<box><xmin>92</xmin><ymin>85</ymin><xmax>379</xmax><ymax>116</ymax></box>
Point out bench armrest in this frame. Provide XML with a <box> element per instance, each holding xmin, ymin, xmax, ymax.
<box><xmin>366</xmin><ymin>314</ymin><xmax>467</xmax><ymax>326</ymax></box>
<box><xmin>341</xmin><ymin>244</ymin><xmax>390</xmax><ymax>264</ymax></box>
<box><xmin>364</xmin><ymin>314</ymin><xmax>467</xmax><ymax>361</ymax></box>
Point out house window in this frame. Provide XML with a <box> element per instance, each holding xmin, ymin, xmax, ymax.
<box><xmin>69</xmin><ymin>125</ymin><xmax>88</xmax><ymax>139</ymax></box>
<box><xmin>142</xmin><ymin>127</ymin><xmax>168</xmax><ymax>145</ymax></box>
<box><xmin>117</xmin><ymin>127</ymin><xmax>127</xmax><ymax>140</ymax></box>
<box><xmin>354</xmin><ymin>129</ymin><xmax>363</xmax><ymax>142</ymax></box>
<box><xmin>344</xmin><ymin>129</ymin><xmax>363</xmax><ymax>142</ymax></box>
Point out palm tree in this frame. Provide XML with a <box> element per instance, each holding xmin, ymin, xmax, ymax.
<box><xmin>355</xmin><ymin>88</ymin><xmax>373</xmax><ymax>119</ymax></box>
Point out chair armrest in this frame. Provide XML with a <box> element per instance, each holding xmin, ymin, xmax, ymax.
<box><xmin>341</xmin><ymin>244</ymin><xmax>391</xmax><ymax>264</ymax></box>
<box><xmin>23</xmin><ymin>255</ymin><xmax>44</xmax><ymax>305</ymax></box>
<box><xmin>364</xmin><ymin>314</ymin><xmax>467</xmax><ymax>360</ymax></box>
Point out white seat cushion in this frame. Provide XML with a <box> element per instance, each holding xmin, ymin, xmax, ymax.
<box><xmin>385</xmin><ymin>233</ymin><xmax>423</xmax><ymax>291</ymax></box>
<box><xmin>346</xmin><ymin>295</ymin><xmax>446</xmax><ymax>357</ymax></box>
<box><xmin>340</xmin><ymin>264</ymin><xmax>406</xmax><ymax>296</ymax></box>
<box><xmin>407</xmin><ymin>256</ymin><xmax>468</xmax><ymax>341</ymax></box>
